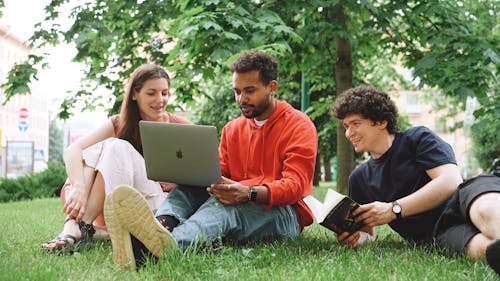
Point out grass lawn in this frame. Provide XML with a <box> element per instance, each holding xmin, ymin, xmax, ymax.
<box><xmin>0</xmin><ymin>182</ymin><xmax>497</xmax><ymax>281</ymax></box>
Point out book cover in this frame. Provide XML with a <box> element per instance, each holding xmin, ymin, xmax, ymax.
<box><xmin>304</xmin><ymin>189</ymin><xmax>364</xmax><ymax>235</ymax></box>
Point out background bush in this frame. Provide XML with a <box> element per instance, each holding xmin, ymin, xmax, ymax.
<box><xmin>0</xmin><ymin>163</ymin><xmax>66</xmax><ymax>203</ymax></box>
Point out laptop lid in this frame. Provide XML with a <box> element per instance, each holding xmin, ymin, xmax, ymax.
<box><xmin>139</xmin><ymin>121</ymin><xmax>222</xmax><ymax>186</ymax></box>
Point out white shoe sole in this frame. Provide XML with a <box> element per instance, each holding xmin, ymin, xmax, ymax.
<box><xmin>104</xmin><ymin>185</ymin><xmax>178</xmax><ymax>271</ymax></box>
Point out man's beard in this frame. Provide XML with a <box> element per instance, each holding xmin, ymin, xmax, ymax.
<box><xmin>240</xmin><ymin>93</ymin><xmax>271</xmax><ymax>119</ymax></box>
<box><xmin>241</xmin><ymin>101</ymin><xmax>268</xmax><ymax>119</ymax></box>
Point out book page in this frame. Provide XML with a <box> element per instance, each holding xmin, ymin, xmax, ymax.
<box><xmin>321</xmin><ymin>189</ymin><xmax>345</xmax><ymax>222</ymax></box>
<box><xmin>302</xmin><ymin>195</ymin><xmax>324</xmax><ymax>222</ymax></box>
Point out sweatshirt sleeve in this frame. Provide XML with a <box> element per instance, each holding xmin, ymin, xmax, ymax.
<box><xmin>263</xmin><ymin>118</ymin><xmax>318</xmax><ymax>209</ymax></box>
<box><xmin>219</xmin><ymin>125</ymin><xmax>230</xmax><ymax>178</ymax></box>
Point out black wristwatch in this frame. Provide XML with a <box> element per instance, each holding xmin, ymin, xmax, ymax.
<box><xmin>248</xmin><ymin>186</ymin><xmax>258</xmax><ymax>202</ymax></box>
<box><xmin>391</xmin><ymin>201</ymin><xmax>402</xmax><ymax>220</ymax></box>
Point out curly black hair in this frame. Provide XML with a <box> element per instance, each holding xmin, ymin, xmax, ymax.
<box><xmin>230</xmin><ymin>50</ymin><xmax>278</xmax><ymax>85</ymax></box>
<box><xmin>332</xmin><ymin>85</ymin><xmax>400</xmax><ymax>134</ymax></box>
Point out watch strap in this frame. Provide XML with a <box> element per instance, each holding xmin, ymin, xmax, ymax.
<box><xmin>248</xmin><ymin>186</ymin><xmax>258</xmax><ymax>202</ymax></box>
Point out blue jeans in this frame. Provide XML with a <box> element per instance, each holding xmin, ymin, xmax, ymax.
<box><xmin>155</xmin><ymin>185</ymin><xmax>301</xmax><ymax>251</ymax></box>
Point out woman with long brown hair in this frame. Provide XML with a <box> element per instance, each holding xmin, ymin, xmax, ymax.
<box><xmin>42</xmin><ymin>64</ymin><xmax>191</xmax><ymax>253</ymax></box>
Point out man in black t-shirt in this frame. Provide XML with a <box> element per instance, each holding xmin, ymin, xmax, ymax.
<box><xmin>331</xmin><ymin>85</ymin><xmax>500</xmax><ymax>275</ymax></box>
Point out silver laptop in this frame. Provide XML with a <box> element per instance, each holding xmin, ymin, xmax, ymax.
<box><xmin>139</xmin><ymin>121</ymin><xmax>222</xmax><ymax>186</ymax></box>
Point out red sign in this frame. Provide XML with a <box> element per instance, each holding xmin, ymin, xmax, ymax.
<box><xmin>19</xmin><ymin>108</ymin><xmax>29</xmax><ymax>119</ymax></box>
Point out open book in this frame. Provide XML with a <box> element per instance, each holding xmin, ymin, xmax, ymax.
<box><xmin>304</xmin><ymin>189</ymin><xmax>364</xmax><ymax>235</ymax></box>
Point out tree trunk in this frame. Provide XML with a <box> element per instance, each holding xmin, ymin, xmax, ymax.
<box><xmin>323</xmin><ymin>154</ymin><xmax>333</xmax><ymax>181</ymax></box>
<box><xmin>332</xmin><ymin>4</ymin><xmax>354</xmax><ymax>194</ymax></box>
<box><xmin>313</xmin><ymin>153</ymin><xmax>321</xmax><ymax>186</ymax></box>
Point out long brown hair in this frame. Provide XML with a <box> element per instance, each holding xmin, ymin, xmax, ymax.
<box><xmin>115</xmin><ymin>64</ymin><xmax>170</xmax><ymax>154</ymax></box>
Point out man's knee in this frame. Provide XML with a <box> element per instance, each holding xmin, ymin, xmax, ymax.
<box><xmin>469</xmin><ymin>192</ymin><xmax>500</xmax><ymax>223</ymax></box>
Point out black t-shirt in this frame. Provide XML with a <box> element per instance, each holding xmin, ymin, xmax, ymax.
<box><xmin>349</xmin><ymin>126</ymin><xmax>457</xmax><ymax>243</ymax></box>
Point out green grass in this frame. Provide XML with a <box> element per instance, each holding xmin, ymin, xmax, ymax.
<box><xmin>0</xmin><ymin>182</ymin><xmax>497</xmax><ymax>281</ymax></box>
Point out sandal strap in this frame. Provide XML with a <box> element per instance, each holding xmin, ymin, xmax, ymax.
<box><xmin>78</xmin><ymin>221</ymin><xmax>96</xmax><ymax>243</ymax></box>
<box><xmin>42</xmin><ymin>234</ymin><xmax>78</xmax><ymax>254</ymax></box>
<box><xmin>61</xmin><ymin>234</ymin><xmax>77</xmax><ymax>244</ymax></box>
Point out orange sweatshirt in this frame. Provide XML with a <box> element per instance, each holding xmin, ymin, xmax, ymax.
<box><xmin>219</xmin><ymin>100</ymin><xmax>318</xmax><ymax>229</ymax></box>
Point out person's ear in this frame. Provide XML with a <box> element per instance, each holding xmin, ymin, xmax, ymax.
<box><xmin>268</xmin><ymin>80</ymin><xmax>278</xmax><ymax>95</ymax></box>
<box><xmin>376</xmin><ymin>120</ymin><xmax>388</xmax><ymax>129</ymax></box>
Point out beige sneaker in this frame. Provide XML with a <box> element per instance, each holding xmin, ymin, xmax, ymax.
<box><xmin>104</xmin><ymin>185</ymin><xmax>178</xmax><ymax>271</ymax></box>
<box><xmin>104</xmin><ymin>189</ymin><xmax>135</xmax><ymax>270</ymax></box>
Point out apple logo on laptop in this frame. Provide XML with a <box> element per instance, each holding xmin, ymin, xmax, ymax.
<box><xmin>176</xmin><ymin>149</ymin><xmax>183</xmax><ymax>159</ymax></box>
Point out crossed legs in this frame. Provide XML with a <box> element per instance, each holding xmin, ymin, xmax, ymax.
<box><xmin>43</xmin><ymin>166</ymin><xmax>108</xmax><ymax>252</ymax></box>
<box><xmin>466</xmin><ymin>192</ymin><xmax>500</xmax><ymax>274</ymax></box>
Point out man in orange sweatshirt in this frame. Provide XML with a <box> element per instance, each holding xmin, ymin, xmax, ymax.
<box><xmin>104</xmin><ymin>50</ymin><xmax>318</xmax><ymax>271</ymax></box>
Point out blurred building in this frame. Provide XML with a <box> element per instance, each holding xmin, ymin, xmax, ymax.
<box><xmin>393</xmin><ymin>88</ymin><xmax>481</xmax><ymax>179</ymax></box>
<box><xmin>0</xmin><ymin>26</ymin><xmax>49</xmax><ymax>177</ymax></box>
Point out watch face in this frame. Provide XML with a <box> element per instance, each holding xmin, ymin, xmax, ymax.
<box><xmin>251</xmin><ymin>189</ymin><xmax>258</xmax><ymax>202</ymax></box>
<box><xmin>392</xmin><ymin>204</ymin><xmax>402</xmax><ymax>214</ymax></box>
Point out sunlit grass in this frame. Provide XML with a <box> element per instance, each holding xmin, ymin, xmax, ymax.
<box><xmin>0</xmin><ymin>182</ymin><xmax>496</xmax><ymax>280</ymax></box>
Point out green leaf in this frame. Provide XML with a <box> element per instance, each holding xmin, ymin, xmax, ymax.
<box><xmin>222</xmin><ymin>31</ymin><xmax>242</xmax><ymax>41</ymax></box>
<box><xmin>483</xmin><ymin>48</ymin><xmax>500</xmax><ymax>64</ymax></box>
<box><xmin>415</xmin><ymin>56</ymin><xmax>436</xmax><ymax>70</ymax></box>
<box><xmin>456</xmin><ymin>87</ymin><xmax>475</xmax><ymax>98</ymax></box>
<box><xmin>179</xmin><ymin>25</ymin><xmax>199</xmax><ymax>37</ymax></box>
<box><xmin>201</xmin><ymin>20</ymin><xmax>223</xmax><ymax>31</ymax></box>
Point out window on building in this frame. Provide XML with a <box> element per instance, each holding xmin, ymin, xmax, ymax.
<box><xmin>406</xmin><ymin>92</ymin><xmax>421</xmax><ymax>114</ymax></box>
<box><xmin>435</xmin><ymin>117</ymin><xmax>448</xmax><ymax>133</ymax></box>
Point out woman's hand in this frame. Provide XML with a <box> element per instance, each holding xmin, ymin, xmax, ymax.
<box><xmin>63</xmin><ymin>183</ymin><xmax>89</xmax><ymax>223</ymax></box>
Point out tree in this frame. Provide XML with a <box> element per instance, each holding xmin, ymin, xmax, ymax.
<box><xmin>1</xmin><ymin>0</ymin><xmax>497</xmax><ymax>188</ymax></box>
<box><xmin>456</xmin><ymin>0</ymin><xmax>499</xmax><ymax>171</ymax></box>
<box><xmin>332</xmin><ymin>3</ymin><xmax>354</xmax><ymax>193</ymax></box>
<box><xmin>48</xmin><ymin>118</ymin><xmax>64</xmax><ymax>164</ymax></box>
<box><xmin>471</xmin><ymin>92</ymin><xmax>500</xmax><ymax>171</ymax></box>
